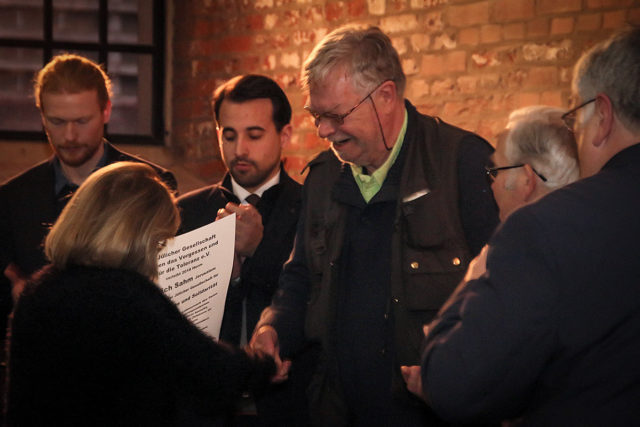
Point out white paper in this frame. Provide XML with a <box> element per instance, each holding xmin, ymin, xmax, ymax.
<box><xmin>156</xmin><ymin>214</ymin><xmax>236</xmax><ymax>339</ymax></box>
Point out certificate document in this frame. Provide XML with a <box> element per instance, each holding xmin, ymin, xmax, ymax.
<box><xmin>156</xmin><ymin>214</ymin><xmax>235</xmax><ymax>339</ymax></box>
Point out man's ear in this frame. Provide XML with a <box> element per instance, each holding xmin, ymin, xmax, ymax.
<box><xmin>279</xmin><ymin>123</ymin><xmax>292</xmax><ymax>148</ymax></box>
<box><xmin>102</xmin><ymin>100</ymin><xmax>112</xmax><ymax>124</ymax></box>
<box><xmin>521</xmin><ymin>164</ymin><xmax>538</xmax><ymax>202</ymax></box>
<box><xmin>377</xmin><ymin>80</ymin><xmax>398</xmax><ymax>111</ymax></box>
<box><xmin>591</xmin><ymin>94</ymin><xmax>613</xmax><ymax>148</ymax></box>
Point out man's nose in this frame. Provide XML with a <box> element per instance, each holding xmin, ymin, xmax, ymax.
<box><xmin>64</xmin><ymin>122</ymin><xmax>78</xmax><ymax>141</ymax></box>
<box><xmin>317</xmin><ymin>118</ymin><xmax>338</xmax><ymax>139</ymax></box>
<box><xmin>235</xmin><ymin>135</ymin><xmax>250</xmax><ymax>157</ymax></box>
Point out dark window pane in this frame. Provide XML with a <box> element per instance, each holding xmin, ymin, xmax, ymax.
<box><xmin>0</xmin><ymin>47</ymin><xmax>43</xmax><ymax>132</ymax></box>
<box><xmin>0</xmin><ymin>0</ymin><xmax>44</xmax><ymax>39</ymax></box>
<box><xmin>53</xmin><ymin>0</ymin><xmax>99</xmax><ymax>43</ymax></box>
<box><xmin>107</xmin><ymin>52</ymin><xmax>152</xmax><ymax>135</ymax></box>
<box><xmin>109</xmin><ymin>0</ymin><xmax>153</xmax><ymax>44</ymax></box>
<box><xmin>52</xmin><ymin>49</ymin><xmax>99</xmax><ymax>63</ymax></box>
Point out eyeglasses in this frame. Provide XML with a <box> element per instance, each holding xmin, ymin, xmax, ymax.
<box><xmin>485</xmin><ymin>164</ymin><xmax>547</xmax><ymax>184</ymax></box>
<box><xmin>561</xmin><ymin>98</ymin><xmax>595</xmax><ymax>131</ymax></box>
<box><xmin>304</xmin><ymin>79</ymin><xmax>391</xmax><ymax>127</ymax></box>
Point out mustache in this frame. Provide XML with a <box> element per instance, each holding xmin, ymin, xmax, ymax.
<box><xmin>230</xmin><ymin>158</ymin><xmax>257</xmax><ymax>168</ymax></box>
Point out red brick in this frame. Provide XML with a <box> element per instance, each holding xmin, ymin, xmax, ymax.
<box><xmin>514</xmin><ymin>92</ymin><xmax>541</xmax><ymax>108</ymax></box>
<box><xmin>480</xmin><ymin>25</ymin><xmax>501</xmax><ymax>43</ymax></box>
<box><xmin>503</xmin><ymin>23</ymin><xmax>525</xmax><ymax>40</ymax></box>
<box><xmin>391</xmin><ymin>0</ymin><xmax>409</xmax><ymax>11</ymax></box>
<box><xmin>528</xmin><ymin>67</ymin><xmax>558</xmax><ymax>87</ymax></box>
<box><xmin>448</xmin><ymin>1</ymin><xmax>490</xmax><ymax>27</ymax></box>
<box><xmin>603</xmin><ymin>10</ymin><xmax>627</xmax><ymax>29</ymax></box>
<box><xmin>421</xmin><ymin>54</ymin><xmax>444</xmax><ymax>76</ymax></box>
<box><xmin>445</xmin><ymin>51</ymin><xmax>467</xmax><ymax>73</ymax></box>
<box><xmin>527</xmin><ymin>17</ymin><xmax>550</xmax><ymax>38</ymax></box>
<box><xmin>326</xmin><ymin>2</ymin><xmax>345</xmax><ymax>22</ymax></box>
<box><xmin>587</xmin><ymin>0</ymin><xmax>633</xmax><ymax>8</ymax></box>
<box><xmin>245</xmin><ymin>14</ymin><xmax>265</xmax><ymax>31</ymax></box>
<box><xmin>283</xmin><ymin>10</ymin><xmax>301</xmax><ymax>27</ymax></box>
<box><xmin>217</xmin><ymin>36</ymin><xmax>252</xmax><ymax>53</ymax></box>
<box><xmin>540</xmin><ymin>90</ymin><xmax>563</xmax><ymax>107</ymax></box>
<box><xmin>538</xmin><ymin>0</ymin><xmax>581</xmax><ymax>14</ymax></box>
<box><xmin>348</xmin><ymin>0</ymin><xmax>366</xmax><ymax>17</ymax></box>
<box><xmin>576</xmin><ymin>14</ymin><xmax>602</xmax><ymax>32</ymax></box>
<box><xmin>493</xmin><ymin>0</ymin><xmax>535</xmax><ymax>23</ymax></box>
<box><xmin>431</xmin><ymin>78</ymin><xmax>456</xmax><ymax>96</ymax></box>
<box><xmin>458</xmin><ymin>28</ymin><xmax>479</xmax><ymax>46</ymax></box>
<box><xmin>457</xmin><ymin>75</ymin><xmax>478</xmax><ymax>93</ymax></box>
<box><xmin>550</xmin><ymin>17</ymin><xmax>574</xmax><ymax>35</ymax></box>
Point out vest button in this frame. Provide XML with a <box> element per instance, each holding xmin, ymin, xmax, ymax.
<box><xmin>452</xmin><ymin>257</ymin><xmax>461</xmax><ymax>266</ymax></box>
<box><xmin>410</xmin><ymin>261</ymin><xmax>419</xmax><ymax>269</ymax></box>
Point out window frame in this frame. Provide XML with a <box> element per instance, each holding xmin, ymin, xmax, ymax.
<box><xmin>0</xmin><ymin>0</ymin><xmax>166</xmax><ymax>145</ymax></box>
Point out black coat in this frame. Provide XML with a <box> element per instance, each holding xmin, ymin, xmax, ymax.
<box><xmin>7</xmin><ymin>265</ymin><xmax>275</xmax><ymax>426</ymax></box>
<box><xmin>0</xmin><ymin>143</ymin><xmax>177</xmax><ymax>336</ymax></box>
<box><xmin>177</xmin><ymin>168</ymin><xmax>302</xmax><ymax>345</ymax></box>
<box><xmin>422</xmin><ymin>143</ymin><xmax>640</xmax><ymax>425</ymax></box>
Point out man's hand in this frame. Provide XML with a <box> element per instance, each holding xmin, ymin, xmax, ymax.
<box><xmin>217</xmin><ymin>202</ymin><xmax>264</xmax><ymax>257</ymax></box>
<box><xmin>250</xmin><ymin>325</ymin><xmax>291</xmax><ymax>383</ymax></box>
<box><xmin>5</xmin><ymin>263</ymin><xmax>27</xmax><ymax>303</ymax></box>
<box><xmin>401</xmin><ymin>365</ymin><xmax>426</xmax><ymax>402</ymax></box>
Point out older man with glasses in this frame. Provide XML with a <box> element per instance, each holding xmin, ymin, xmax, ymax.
<box><xmin>250</xmin><ymin>24</ymin><xmax>498</xmax><ymax>426</ymax></box>
<box><xmin>409</xmin><ymin>27</ymin><xmax>640</xmax><ymax>425</ymax></box>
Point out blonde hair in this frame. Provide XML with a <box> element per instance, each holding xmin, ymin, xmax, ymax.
<box><xmin>45</xmin><ymin>162</ymin><xmax>180</xmax><ymax>279</ymax></box>
<box><xmin>35</xmin><ymin>53</ymin><xmax>113</xmax><ymax>112</ymax></box>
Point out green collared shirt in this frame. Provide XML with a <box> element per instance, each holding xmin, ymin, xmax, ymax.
<box><xmin>350</xmin><ymin>108</ymin><xmax>408</xmax><ymax>203</ymax></box>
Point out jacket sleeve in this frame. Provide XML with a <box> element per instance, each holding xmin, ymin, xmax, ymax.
<box><xmin>456</xmin><ymin>135</ymin><xmax>500</xmax><ymax>257</ymax></box>
<box><xmin>256</xmin><ymin>189</ymin><xmax>311</xmax><ymax>357</ymax></box>
<box><xmin>420</xmin><ymin>209</ymin><xmax>558</xmax><ymax>424</ymax></box>
<box><xmin>130</xmin><ymin>276</ymin><xmax>276</xmax><ymax>407</ymax></box>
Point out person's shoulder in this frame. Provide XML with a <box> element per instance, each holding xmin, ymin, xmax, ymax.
<box><xmin>105</xmin><ymin>143</ymin><xmax>178</xmax><ymax>190</ymax></box>
<box><xmin>1</xmin><ymin>158</ymin><xmax>53</xmax><ymax>193</ymax></box>
<box><xmin>279</xmin><ymin>167</ymin><xmax>303</xmax><ymax>192</ymax></box>
<box><xmin>177</xmin><ymin>183</ymin><xmax>229</xmax><ymax>208</ymax></box>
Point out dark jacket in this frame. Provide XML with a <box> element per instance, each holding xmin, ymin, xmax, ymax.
<box><xmin>422</xmin><ymin>143</ymin><xmax>640</xmax><ymax>426</ymax></box>
<box><xmin>7</xmin><ymin>265</ymin><xmax>275</xmax><ymax>427</ymax></box>
<box><xmin>177</xmin><ymin>168</ymin><xmax>302</xmax><ymax>345</ymax></box>
<box><xmin>261</xmin><ymin>102</ymin><xmax>498</xmax><ymax>424</ymax></box>
<box><xmin>0</xmin><ymin>143</ymin><xmax>177</xmax><ymax>336</ymax></box>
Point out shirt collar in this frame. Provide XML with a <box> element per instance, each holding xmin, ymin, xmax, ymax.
<box><xmin>350</xmin><ymin>108</ymin><xmax>408</xmax><ymax>203</ymax></box>
<box><xmin>231</xmin><ymin>168</ymin><xmax>281</xmax><ymax>204</ymax></box>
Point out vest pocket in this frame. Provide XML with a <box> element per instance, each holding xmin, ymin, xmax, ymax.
<box><xmin>403</xmin><ymin>247</ymin><xmax>466</xmax><ymax>310</ymax></box>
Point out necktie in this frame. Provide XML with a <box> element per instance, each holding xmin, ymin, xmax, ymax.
<box><xmin>245</xmin><ymin>193</ymin><xmax>260</xmax><ymax>207</ymax></box>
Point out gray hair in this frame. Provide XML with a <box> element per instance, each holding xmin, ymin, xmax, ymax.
<box><xmin>504</xmin><ymin>106</ymin><xmax>579</xmax><ymax>189</ymax></box>
<box><xmin>301</xmin><ymin>24</ymin><xmax>406</xmax><ymax>97</ymax></box>
<box><xmin>572</xmin><ymin>27</ymin><xmax>640</xmax><ymax>133</ymax></box>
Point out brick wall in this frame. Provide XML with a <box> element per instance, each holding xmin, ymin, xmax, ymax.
<box><xmin>171</xmin><ymin>0</ymin><xmax>640</xmax><ymax>184</ymax></box>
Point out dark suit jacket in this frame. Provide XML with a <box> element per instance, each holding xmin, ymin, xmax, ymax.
<box><xmin>177</xmin><ymin>167</ymin><xmax>302</xmax><ymax>345</ymax></box>
<box><xmin>0</xmin><ymin>142</ymin><xmax>177</xmax><ymax>335</ymax></box>
<box><xmin>421</xmin><ymin>143</ymin><xmax>640</xmax><ymax>425</ymax></box>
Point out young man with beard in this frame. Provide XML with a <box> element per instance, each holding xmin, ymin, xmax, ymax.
<box><xmin>177</xmin><ymin>74</ymin><xmax>307</xmax><ymax>424</ymax></box>
<box><xmin>0</xmin><ymin>54</ymin><xmax>176</xmax><ymax>338</ymax></box>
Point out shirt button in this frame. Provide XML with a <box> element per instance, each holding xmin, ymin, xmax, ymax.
<box><xmin>381</xmin><ymin>348</ymin><xmax>386</xmax><ymax>355</ymax></box>
<box><xmin>392</xmin><ymin>297</ymin><xmax>399</xmax><ymax>303</ymax></box>
<box><xmin>410</xmin><ymin>261</ymin><xmax>419</xmax><ymax>269</ymax></box>
<box><xmin>384</xmin><ymin>313</ymin><xmax>389</xmax><ymax>320</ymax></box>
<box><xmin>452</xmin><ymin>257</ymin><xmax>461</xmax><ymax>266</ymax></box>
